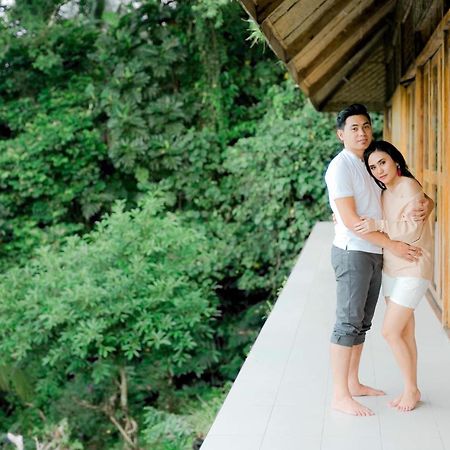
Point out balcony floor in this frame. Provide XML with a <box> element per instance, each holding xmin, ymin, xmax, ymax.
<box><xmin>201</xmin><ymin>222</ymin><xmax>450</xmax><ymax>450</ymax></box>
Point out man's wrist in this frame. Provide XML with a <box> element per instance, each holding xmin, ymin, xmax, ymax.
<box><xmin>383</xmin><ymin>236</ymin><xmax>395</xmax><ymax>251</ymax></box>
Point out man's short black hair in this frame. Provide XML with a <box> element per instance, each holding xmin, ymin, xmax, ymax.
<box><xmin>336</xmin><ymin>104</ymin><xmax>371</xmax><ymax>129</ymax></box>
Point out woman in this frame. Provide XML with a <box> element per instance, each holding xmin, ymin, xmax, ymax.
<box><xmin>353</xmin><ymin>140</ymin><xmax>433</xmax><ymax>412</ymax></box>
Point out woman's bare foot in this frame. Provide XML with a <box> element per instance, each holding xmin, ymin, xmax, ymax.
<box><xmin>388</xmin><ymin>395</ymin><xmax>402</xmax><ymax>408</ymax></box>
<box><xmin>396</xmin><ymin>389</ymin><xmax>421</xmax><ymax>412</ymax></box>
<box><xmin>349</xmin><ymin>383</ymin><xmax>385</xmax><ymax>397</ymax></box>
<box><xmin>332</xmin><ymin>396</ymin><xmax>375</xmax><ymax>416</ymax></box>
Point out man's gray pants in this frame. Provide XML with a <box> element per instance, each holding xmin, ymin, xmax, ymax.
<box><xmin>330</xmin><ymin>245</ymin><xmax>383</xmax><ymax>347</ymax></box>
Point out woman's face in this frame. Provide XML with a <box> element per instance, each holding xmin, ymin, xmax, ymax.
<box><xmin>367</xmin><ymin>150</ymin><xmax>398</xmax><ymax>186</ymax></box>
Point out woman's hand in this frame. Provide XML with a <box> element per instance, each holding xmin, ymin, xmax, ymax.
<box><xmin>387</xmin><ymin>241</ymin><xmax>422</xmax><ymax>262</ymax></box>
<box><xmin>354</xmin><ymin>217</ymin><xmax>377</xmax><ymax>234</ymax></box>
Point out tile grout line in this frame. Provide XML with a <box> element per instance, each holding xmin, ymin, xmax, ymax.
<box><xmin>428</xmin><ymin>386</ymin><xmax>447</xmax><ymax>450</ymax></box>
<box><xmin>372</xmin><ymin>330</ymin><xmax>385</xmax><ymax>450</ymax></box>
<box><xmin>258</xmin><ymin>226</ymin><xmax>327</xmax><ymax>449</ymax></box>
<box><xmin>258</xmin><ymin>280</ymin><xmax>312</xmax><ymax>448</ymax></box>
<box><xmin>319</xmin><ymin>349</ymin><xmax>332</xmax><ymax>450</ymax></box>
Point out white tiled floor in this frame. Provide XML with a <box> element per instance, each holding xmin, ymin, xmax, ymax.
<box><xmin>201</xmin><ymin>222</ymin><xmax>450</xmax><ymax>450</ymax></box>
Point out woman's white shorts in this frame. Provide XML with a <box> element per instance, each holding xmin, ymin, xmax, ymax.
<box><xmin>382</xmin><ymin>273</ymin><xmax>430</xmax><ymax>309</ymax></box>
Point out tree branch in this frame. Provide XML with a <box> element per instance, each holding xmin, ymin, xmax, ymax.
<box><xmin>119</xmin><ymin>366</ymin><xmax>128</xmax><ymax>412</ymax></box>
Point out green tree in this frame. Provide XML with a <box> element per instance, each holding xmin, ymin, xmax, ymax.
<box><xmin>0</xmin><ymin>192</ymin><xmax>218</xmax><ymax>448</ymax></box>
<box><xmin>221</xmin><ymin>81</ymin><xmax>337</xmax><ymax>293</ymax></box>
<box><xmin>0</xmin><ymin>18</ymin><xmax>128</xmax><ymax>269</ymax></box>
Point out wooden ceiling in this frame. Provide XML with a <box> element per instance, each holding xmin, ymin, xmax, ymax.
<box><xmin>239</xmin><ymin>0</ymin><xmax>397</xmax><ymax>111</ymax></box>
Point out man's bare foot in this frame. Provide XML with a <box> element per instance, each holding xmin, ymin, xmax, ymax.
<box><xmin>349</xmin><ymin>383</ymin><xmax>385</xmax><ymax>397</ymax></box>
<box><xmin>332</xmin><ymin>397</ymin><xmax>375</xmax><ymax>416</ymax></box>
<box><xmin>396</xmin><ymin>389</ymin><xmax>421</xmax><ymax>412</ymax></box>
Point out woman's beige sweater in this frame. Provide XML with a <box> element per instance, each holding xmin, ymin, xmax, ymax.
<box><xmin>379</xmin><ymin>177</ymin><xmax>433</xmax><ymax>280</ymax></box>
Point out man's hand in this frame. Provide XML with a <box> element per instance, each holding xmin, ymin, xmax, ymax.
<box><xmin>387</xmin><ymin>240</ymin><xmax>422</xmax><ymax>262</ymax></box>
<box><xmin>405</xmin><ymin>196</ymin><xmax>434</xmax><ymax>222</ymax></box>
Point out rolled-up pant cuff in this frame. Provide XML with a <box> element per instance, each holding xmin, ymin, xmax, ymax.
<box><xmin>330</xmin><ymin>332</ymin><xmax>365</xmax><ymax>347</ymax></box>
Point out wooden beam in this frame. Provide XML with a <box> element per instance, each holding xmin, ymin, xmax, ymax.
<box><xmin>238</xmin><ymin>0</ymin><xmax>288</xmax><ymax>61</ymax></box>
<box><xmin>402</xmin><ymin>10</ymin><xmax>450</xmax><ymax>84</ymax></box>
<box><xmin>415</xmin><ymin>0</ymin><xmax>446</xmax><ymax>35</ymax></box>
<box><xmin>272</xmin><ymin>0</ymin><xmax>334</xmax><ymax>40</ymax></box>
<box><xmin>239</xmin><ymin>0</ymin><xmax>258</xmax><ymax>21</ymax></box>
<box><xmin>413</xmin><ymin>66</ymin><xmax>424</xmax><ymax>183</ymax></box>
<box><xmin>286</xmin><ymin>0</ymin><xmax>375</xmax><ymax>67</ymax></box>
<box><xmin>266</xmin><ymin>0</ymin><xmax>299</xmax><ymax>23</ymax></box>
<box><xmin>297</xmin><ymin>0</ymin><xmax>395</xmax><ymax>91</ymax></box>
<box><xmin>283</xmin><ymin>0</ymin><xmax>360</xmax><ymax>61</ymax></box>
<box><xmin>322</xmin><ymin>100</ymin><xmax>385</xmax><ymax>112</ymax></box>
<box><xmin>256</xmin><ymin>0</ymin><xmax>277</xmax><ymax>7</ymax></box>
<box><xmin>261</xmin><ymin>18</ymin><xmax>288</xmax><ymax>61</ymax></box>
<box><xmin>442</xmin><ymin>27</ymin><xmax>450</xmax><ymax>328</ymax></box>
<box><xmin>312</xmin><ymin>28</ymin><xmax>387</xmax><ymax>110</ymax></box>
<box><xmin>416</xmin><ymin>9</ymin><xmax>450</xmax><ymax>66</ymax></box>
<box><xmin>258</xmin><ymin>0</ymin><xmax>287</xmax><ymax>23</ymax></box>
<box><xmin>238</xmin><ymin>0</ymin><xmax>285</xmax><ymax>24</ymax></box>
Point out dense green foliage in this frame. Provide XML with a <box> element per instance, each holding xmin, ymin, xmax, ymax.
<box><xmin>0</xmin><ymin>19</ymin><xmax>121</xmax><ymax>268</ymax></box>
<box><xmin>0</xmin><ymin>193</ymin><xmax>217</xmax><ymax>447</ymax></box>
<box><xmin>222</xmin><ymin>82</ymin><xmax>337</xmax><ymax>292</ymax></box>
<box><xmin>0</xmin><ymin>0</ymin><xmax>380</xmax><ymax>448</ymax></box>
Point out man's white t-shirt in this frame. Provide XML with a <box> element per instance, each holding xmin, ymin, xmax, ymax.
<box><xmin>325</xmin><ymin>148</ymin><xmax>382</xmax><ymax>254</ymax></box>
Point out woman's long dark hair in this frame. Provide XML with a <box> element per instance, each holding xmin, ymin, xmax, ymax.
<box><xmin>363</xmin><ymin>140</ymin><xmax>417</xmax><ymax>190</ymax></box>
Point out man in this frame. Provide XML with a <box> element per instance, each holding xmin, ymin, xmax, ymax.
<box><xmin>325</xmin><ymin>104</ymin><xmax>427</xmax><ymax>416</ymax></box>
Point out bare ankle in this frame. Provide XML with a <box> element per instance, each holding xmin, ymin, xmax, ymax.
<box><xmin>333</xmin><ymin>393</ymin><xmax>352</xmax><ymax>402</ymax></box>
<box><xmin>404</xmin><ymin>386</ymin><xmax>419</xmax><ymax>394</ymax></box>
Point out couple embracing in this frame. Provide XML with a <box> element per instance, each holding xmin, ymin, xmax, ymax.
<box><xmin>325</xmin><ymin>104</ymin><xmax>433</xmax><ymax>416</ymax></box>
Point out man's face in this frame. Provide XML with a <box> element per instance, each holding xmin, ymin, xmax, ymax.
<box><xmin>336</xmin><ymin>114</ymin><xmax>373</xmax><ymax>153</ymax></box>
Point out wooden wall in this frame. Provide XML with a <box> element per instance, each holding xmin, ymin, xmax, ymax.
<box><xmin>386</xmin><ymin>0</ymin><xmax>450</xmax><ymax>101</ymax></box>
<box><xmin>385</xmin><ymin>10</ymin><xmax>450</xmax><ymax>327</ymax></box>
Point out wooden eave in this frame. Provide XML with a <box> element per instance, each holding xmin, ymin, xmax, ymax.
<box><xmin>239</xmin><ymin>0</ymin><xmax>397</xmax><ymax>111</ymax></box>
